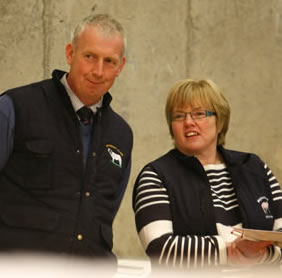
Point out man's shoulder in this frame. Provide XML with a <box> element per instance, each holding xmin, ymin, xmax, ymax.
<box><xmin>105</xmin><ymin>106</ymin><xmax>133</xmax><ymax>136</ymax></box>
<box><xmin>3</xmin><ymin>69</ymin><xmax>65</xmax><ymax>97</ymax></box>
<box><xmin>4</xmin><ymin>78</ymin><xmax>52</xmax><ymax>96</ymax></box>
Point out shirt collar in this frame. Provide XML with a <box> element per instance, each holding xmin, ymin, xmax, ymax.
<box><xmin>60</xmin><ymin>73</ymin><xmax>103</xmax><ymax>114</ymax></box>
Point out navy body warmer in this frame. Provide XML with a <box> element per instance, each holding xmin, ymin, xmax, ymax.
<box><xmin>146</xmin><ymin>147</ymin><xmax>275</xmax><ymax>236</ymax></box>
<box><xmin>0</xmin><ymin>70</ymin><xmax>133</xmax><ymax>259</ymax></box>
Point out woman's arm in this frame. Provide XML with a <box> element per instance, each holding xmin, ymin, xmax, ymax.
<box><xmin>133</xmin><ymin>166</ymin><xmax>227</xmax><ymax>268</ymax></box>
<box><xmin>263</xmin><ymin>163</ymin><xmax>282</xmax><ymax>263</ymax></box>
<box><xmin>264</xmin><ymin>163</ymin><xmax>282</xmax><ymax>231</ymax></box>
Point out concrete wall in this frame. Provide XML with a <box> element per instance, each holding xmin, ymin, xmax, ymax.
<box><xmin>1</xmin><ymin>0</ymin><xmax>281</xmax><ymax>259</ymax></box>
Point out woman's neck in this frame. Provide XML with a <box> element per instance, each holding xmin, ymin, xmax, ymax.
<box><xmin>195</xmin><ymin>151</ymin><xmax>223</xmax><ymax>166</ymax></box>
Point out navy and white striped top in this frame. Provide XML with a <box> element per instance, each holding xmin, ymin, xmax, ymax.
<box><xmin>133</xmin><ymin>163</ymin><xmax>282</xmax><ymax>268</ymax></box>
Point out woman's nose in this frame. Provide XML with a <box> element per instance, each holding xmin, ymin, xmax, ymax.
<box><xmin>184</xmin><ymin>113</ymin><xmax>195</xmax><ymax>124</ymax></box>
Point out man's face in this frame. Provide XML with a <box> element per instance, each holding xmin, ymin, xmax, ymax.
<box><xmin>65</xmin><ymin>26</ymin><xmax>126</xmax><ymax>106</ymax></box>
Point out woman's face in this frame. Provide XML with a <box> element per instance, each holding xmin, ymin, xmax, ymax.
<box><xmin>171</xmin><ymin>105</ymin><xmax>220</xmax><ymax>157</ymax></box>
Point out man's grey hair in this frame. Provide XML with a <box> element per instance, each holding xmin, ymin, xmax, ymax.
<box><xmin>71</xmin><ymin>14</ymin><xmax>127</xmax><ymax>57</ymax></box>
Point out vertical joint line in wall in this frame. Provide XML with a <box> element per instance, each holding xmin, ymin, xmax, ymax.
<box><xmin>42</xmin><ymin>0</ymin><xmax>50</xmax><ymax>79</ymax></box>
<box><xmin>186</xmin><ymin>0</ymin><xmax>193</xmax><ymax>77</ymax></box>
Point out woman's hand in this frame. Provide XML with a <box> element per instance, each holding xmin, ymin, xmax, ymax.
<box><xmin>227</xmin><ymin>238</ymin><xmax>272</xmax><ymax>265</ymax></box>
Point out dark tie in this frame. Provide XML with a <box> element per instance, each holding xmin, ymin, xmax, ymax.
<box><xmin>77</xmin><ymin>106</ymin><xmax>93</xmax><ymax>125</ymax></box>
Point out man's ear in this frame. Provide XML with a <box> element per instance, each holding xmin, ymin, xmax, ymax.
<box><xmin>65</xmin><ymin>43</ymin><xmax>74</xmax><ymax>66</ymax></box>
<box><xmin>116</xmin><ymin>57</ymin><xmax>126</xmax><ymax>76</ymax></box>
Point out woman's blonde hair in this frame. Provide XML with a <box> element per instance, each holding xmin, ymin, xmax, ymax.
<box><xmin>165</xmin><ymin>79</ymin><xmax>230</xmax><ymax>146</ymax></box>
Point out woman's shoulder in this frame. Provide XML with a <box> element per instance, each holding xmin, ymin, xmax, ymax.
<box><xmin>220</xmin><ymin>146</ymin><xmax>263</xmax><ymax>166</ymax></box>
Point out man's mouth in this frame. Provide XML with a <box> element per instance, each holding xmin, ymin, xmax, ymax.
<box><xmin>87</xmin><ymin>79</ymin><xmax>103</xmax><ymax>85</ymax></box>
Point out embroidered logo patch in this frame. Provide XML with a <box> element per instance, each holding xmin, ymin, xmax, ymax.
<box><xmin>257</xmin><ymin>196</ymin><xmax>273</xmax><ymax>219</ymax></box>
<box><xmin>106</xmin><ymin>144</ymin><xmax>123</xmax><ymax>168</ymax></box>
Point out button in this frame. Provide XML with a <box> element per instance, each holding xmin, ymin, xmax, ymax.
<box><xmin>85</xmin><ymin>192</ymin><xmax>91</xmax><ymax>197</ymax></box>
<box><xmin>77</xmin><ymin>234</ymin><xmax>83</xmax><ymax>241</ymax></box>
<box><xmin>92</xmin><ymin>152</ymin><xmax>96</xmax><ymax>157</ymax></box>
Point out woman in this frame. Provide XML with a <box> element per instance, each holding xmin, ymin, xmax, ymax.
<box><xmin>133</xmin><ymin>79</ymin><xmax>282</xmax><ymax>268</ymax></box>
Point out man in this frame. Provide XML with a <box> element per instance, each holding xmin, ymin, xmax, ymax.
<box><xmin>0</xmin><ymin>14</ymin><xmax>133</xmax><ymax>263</ymax></box>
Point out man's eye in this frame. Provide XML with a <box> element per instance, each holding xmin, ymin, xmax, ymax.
<box><xmin>105</xmin><ymin>58</ymin><xmax>117</xmax><ymax>65</ymax></box>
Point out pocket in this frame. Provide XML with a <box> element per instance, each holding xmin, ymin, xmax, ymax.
<box><xmin>1</xmin><ymin>203</ymin><xmax>60</xmax><ymax>231</ymax></box>
<box><xmin>24</xmin><ymin>140</ymin><xmax>53</xmax><ymax>189</ymax></box>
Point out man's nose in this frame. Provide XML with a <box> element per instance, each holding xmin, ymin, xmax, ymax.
<box><xmin>92</xmin><ymin>60</ymin><xmax>104</xmax><ymax>77</ymax></box>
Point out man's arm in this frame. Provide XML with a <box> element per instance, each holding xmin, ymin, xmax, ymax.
<box><xmin>112</xmin><ymin>158</ymin><xmax>131</xmax><ymax>216</ymax></box>
<box><xmin>0</xmin><ymin>94</ymin><xmax>15</xmax><ymax>171</ymax></box>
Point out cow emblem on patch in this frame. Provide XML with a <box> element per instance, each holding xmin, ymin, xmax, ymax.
<box><xmin>106</xmin><ymin>144</ymin><xmax>123</xmax><ymax>168</ymax></box>
<box><xmin>257</xmin><ymin>196</ymin><xmax>273</xmax><ymax>219</ymax></box>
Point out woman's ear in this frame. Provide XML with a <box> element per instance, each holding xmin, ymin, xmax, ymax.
<box><xmin>217</xmin><ymin>120</ymin><xmax>223</xmax><ymax>134</ymax></box>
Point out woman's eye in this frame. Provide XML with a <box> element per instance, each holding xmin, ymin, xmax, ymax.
<box><xmin>195</xmin><ymin>111</ymin><xmax>205</xmax><ymax>116</ymax></box>
<box><xmin>173</xmin><ymin>113</ymin><xmax>185</xmax><ymax>120</ymax></box>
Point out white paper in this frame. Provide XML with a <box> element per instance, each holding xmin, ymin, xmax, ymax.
<box><xmin>232</xmin><ymin>227</ymin><xmax>282</xmax><ymax>247</ymax></box>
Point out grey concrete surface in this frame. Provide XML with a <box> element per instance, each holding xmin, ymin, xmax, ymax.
<box><xmin>0</xmin><ymin>0</ymin><xmax>282</xmax><ymax>260</ymax></box>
